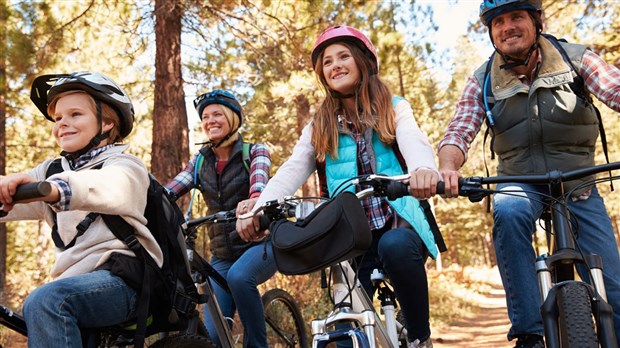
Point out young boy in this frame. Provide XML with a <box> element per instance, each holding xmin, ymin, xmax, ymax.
<box><xmin>0</xmin><ymin>71</ymin><xmax>161</xmax><ymax>347</ymax></box>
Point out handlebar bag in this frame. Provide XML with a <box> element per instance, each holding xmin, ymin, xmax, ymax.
<box><xmin>270</xmin><ymin>191</ymin><xmax>371</xmax><ymax>275</ymax></box>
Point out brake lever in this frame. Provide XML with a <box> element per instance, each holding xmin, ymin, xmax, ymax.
<box><xmin>458</xmin><ymin>177</ymin><xmax>492</xmax><ymax>203</ymax></box>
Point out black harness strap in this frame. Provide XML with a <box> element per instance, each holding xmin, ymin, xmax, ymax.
<box><xmin>46</xmin><ymin>159</ymin><xmax>106</xmax><ymax>250</ymax></box>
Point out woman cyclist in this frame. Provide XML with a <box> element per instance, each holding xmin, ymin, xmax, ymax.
<box><xmin>165</xmin><ymin>90</ymin><xmax>274</xmax><ymax>348</ymax></box>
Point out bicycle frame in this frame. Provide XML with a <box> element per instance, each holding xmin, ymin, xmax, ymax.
<box><xmin>310</xmin><ymin>260</ymin><xmax>406</xmax><ymax>348</ymax></box>
<box><xmin>457</xmin><ymin>162</ymin><xmax>620</xmax><ymax>348</ymax></box>
<box><xmin>306</xmin><ymin>178</ymin><xmax>411</xmax><ymax>348</ymax></box>
<box><xmin>186</xmin><ymin>213</ymin><xmax>308</xmax><ymax>348</ymax></box>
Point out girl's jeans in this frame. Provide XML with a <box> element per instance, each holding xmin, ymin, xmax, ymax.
<box><xmin>204</xmin><ymin>242</ymin><xmax>277</xmax><ymax>348</ymax></box>
<box><xmin>355</xmin><ymin>226</ymin><xmax>431</xmax><ymax>343</ymax></box>
<box><xmin>493</xmin><ymin>183</ymin><xmax>620</xmax><ymax>343</ymax></box>
<box><xmin>23</xmin><ymin>270</ymin><xmax>137</xmax><ymax>348</ymax></box>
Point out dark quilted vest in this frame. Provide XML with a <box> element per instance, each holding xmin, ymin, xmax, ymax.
<box><xmin>198</xmin><ymin>138</ymin><xmax>257</xmax><ymax>260</ymax></box>
<box><xmin>473</xmin><ymin>37</ymin><xmax>598</xmax><ymax>194</ymax></box>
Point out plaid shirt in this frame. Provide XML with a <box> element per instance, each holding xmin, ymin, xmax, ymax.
<box><xmin>165</xmin><ymin>143</ymin><xmax>271</xmax><ymax>200</ymax></box>
<box><xmin>48</xmin><ymin>144</ymin><xmax>115</xmax><ymax>211</ymax></box>
<box><xmin>439</xmin><ymin>48</ymin><xmax>620</xmax><ymax>157</ymax></box>
<box><xmin>347</xmin><ymin>125</ymin><xmax>393</xmax><ymax>231</ymax></box>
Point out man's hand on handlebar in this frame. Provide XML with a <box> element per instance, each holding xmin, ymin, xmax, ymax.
<box><xmin>408</xmin><ymin>168</ymin><xmax>441</xmax><ymax>199</ymax></box>
<box><xmin>439</xmin><ymin>169</ymin><xmax>461</xmax><ymax>198</ymax></box>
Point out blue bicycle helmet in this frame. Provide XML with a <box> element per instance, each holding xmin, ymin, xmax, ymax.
<box><xmin>193</xmin><ymin>89</ymin><xmax>243</xmax><ymax>125</ymax></box>
<box><xmin>480</xmin><ymin>0</ymin><xmax>542</xmax><ymax>26</ymax></box>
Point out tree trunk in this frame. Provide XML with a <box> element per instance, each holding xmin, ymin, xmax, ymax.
<box><xmin>152</xmin><ymin>0</ymin><xmax>188</xmax><ymax>183</ymax></box>
<box><xmin>295</xmin><ymin>94</ymin><xmax>318</xmax><ymax>197</ymax></box>
<box><xmin>0</xmin><ymin>0</ymin><xmax>8</xmax><ymax>293</ymax></box>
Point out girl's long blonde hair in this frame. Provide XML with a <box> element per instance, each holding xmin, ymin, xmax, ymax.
<box><xmin>311</xmin><ymin>42</ymin><xmax>396</xmax><ymax>162</ymax></box>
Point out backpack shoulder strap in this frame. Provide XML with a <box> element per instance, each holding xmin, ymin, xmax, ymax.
<box><xmin>541</xmin><ymin>34</ymin><xmax>588</xmax><ymax>99</ymax></box>
<box><xmin>46</xmin><ymin>158</ymin><xmax>64</xmax><ymax>177</ymax></box>
<box><xmin>242</xmin><ymin>142</ymin><xmax>253</xmax><ymax>173</ymax></box>
<box><xmin>193</xmin><ymin>153</ymin><xmax>205</xmax><ymax>187</ymax></box>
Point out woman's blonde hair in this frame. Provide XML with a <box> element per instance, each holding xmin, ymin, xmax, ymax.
<box><xmin>47</xmin><ymin>90</ymin><xmax>122</xmax><ymax>143</ymax></box>
<box><xmin>311</xmin><ymin>42</ymin><xmax>396</xmax><ymax>161</ymax></box>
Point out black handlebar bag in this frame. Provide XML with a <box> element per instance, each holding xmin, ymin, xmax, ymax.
<box><xmin>270</xmin><ymin>191</ymin><xmax>372</xmax><ymax>275</ymax></box>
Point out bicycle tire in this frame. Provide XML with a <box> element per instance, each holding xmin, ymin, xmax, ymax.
<box><xmin>149</xmin><ymin>334</ymin><xmax>215</xmax><ymax>348</ymax></box>
<box><xmin>557</xmin><ymin>282</ymin><xmax>598</xmax><ymax>348</ymax></box>
<box><xmin>262</xmin><ymin>288</ymin><xmax>309</xmax><ymax>348</ymax></box>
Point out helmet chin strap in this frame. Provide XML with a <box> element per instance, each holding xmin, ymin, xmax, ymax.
<box><xmin>498</xmin><ymin>41</ymin><xmax>538</xmax><ymax>70</ymax></box>
<box><xmin>492</xmin><ymin>25</ymin><xmax>542</xmax><ymax>70</ymax></box>
<box><xmin>197</xmin><ymin>126</ymin><xmax>240</xmax><ymax>149</ymax></box>
<box><xmin>60</xmin><ymin>100</ymin><xmax>111</xmax><ymax>162</ymax></box>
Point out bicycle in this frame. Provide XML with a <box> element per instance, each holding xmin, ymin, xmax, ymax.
<box><xmin>179</xmin><ymin>210</ymin><xmax>309</xmax><ymax>348</ymax></box>
<box><xmin>244</xmin><ymin>173</ymin><xmax>426</xmax><ymax>348</ymax></box>
<box><xmin>441</xmin><ymin>161</ymin><xmax>620</xmax><ymax>348</ymax></box>
<box><xmin>0</xmin><ymin>182</ymin><xmax>307</xmax><ymax>348</ymax></box>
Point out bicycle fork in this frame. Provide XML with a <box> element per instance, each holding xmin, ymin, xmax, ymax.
<box><xmin>311</xmin><ymin>262</ymin><xmax>398</xmax><ymax>348</ymax></box>
<box><xmin>536</xmin><ymin>253</ymin><xmax>617</xmax><ymax>348</ymax></box>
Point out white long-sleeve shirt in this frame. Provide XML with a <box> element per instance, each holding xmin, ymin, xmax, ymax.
<box><xmin>254</xmin><ymin>98</ymin><xmax>437</xmax><ymax>209</ymax></box>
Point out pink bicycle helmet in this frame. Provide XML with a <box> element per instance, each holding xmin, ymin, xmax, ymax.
<box><xmin>311</xmin><ymin>25</ymin><xmax>378</xmax><ymax>71</ymax></box>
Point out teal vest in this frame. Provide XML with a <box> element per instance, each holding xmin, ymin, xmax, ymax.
<box><xmin>323</xmin><ymin>97</ymin><xmax>438</xmax><ymax>258</ymax></box>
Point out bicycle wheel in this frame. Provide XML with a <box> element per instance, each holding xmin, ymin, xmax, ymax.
<box><xmin>557</xmin><ymin>282</ymin><xmax>598</xmax><ymax>348</ymax></box>
<box><xmin>262</xmin><ymin>288</ymin><xmax>309</xmax><ymax>348</ymax></box>
<box><xmin>149</xmin><ymin>334</ymin><xmax>215</xmax><ymax>348</ymax></box>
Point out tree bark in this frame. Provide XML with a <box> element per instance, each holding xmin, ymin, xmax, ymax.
<box><xmin>295</xmin><ymin>94</ymin><xmax>318</xmax><ymax>197</ymax></box>
<box><xmin>152</xmin><ymin>0</ymin><xmax>188</xmax><ymax>183</ymax></box>
<box><xmin>0</xmin><ymin>0</ymin><xmax>8</xmax><ymax>293</ymax></box>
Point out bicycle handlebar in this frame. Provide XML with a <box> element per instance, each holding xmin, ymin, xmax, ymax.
<box><xmin>12</xmin><ymin>182</ymin><xmax>52</xmax><ymax>201</ymax></box>
<box><xmin>246</xmin><ymin>174</ymin><xmax>414</xmax><ymax>230</ymax></box>
<box><xmin>437</xmin><ymin>161</ymin><xmax>620</xmax><ymax>200</ymax></box>
<box><xmin>0</xmin><ymin>182</ymin><xmax>52</xmax><ymax>217</ymax></box>
<box><xmin>186</xmin><ymin>209</ymin><xmax>237</xmax><ymax>230</ymax></box>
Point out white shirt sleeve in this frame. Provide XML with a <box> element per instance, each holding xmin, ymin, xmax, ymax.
<box><xmin>394</xmin><ymin>99</ymin><xmax>439</xmax><ymax>173</ymax></box>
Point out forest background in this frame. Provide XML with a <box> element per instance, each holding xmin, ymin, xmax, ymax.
<box><xmin>0</xmin><ymin>0</ymin><xmax>618</xmax><ymax>343</ymax></box>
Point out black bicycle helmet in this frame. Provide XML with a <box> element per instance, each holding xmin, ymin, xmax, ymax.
<box><xmin>30</xmin><ymin>71</ymin><xmax>135</xmax><ymax>159</ymax></box>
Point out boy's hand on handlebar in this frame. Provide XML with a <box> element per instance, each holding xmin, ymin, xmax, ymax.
<box><xmin>439</xmin><ymin>169</ymin><xmax>461</xmax><ymax>198</ymax></box>
<box><xmin>0</xmin><ymin>174</ymin><xmax>34</xmax><ymax>212</ymax></box>
<box><xmin>236</xmin><ymin>212</ymin><xmax>268</xmax><ymax>242</ymax></box>
<box><xmin>408</xmin><ymin>168</ymin><xmax>441</xmax><ymax>199</ymax></box>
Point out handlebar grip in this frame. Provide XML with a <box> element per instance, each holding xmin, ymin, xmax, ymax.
<box><xmin>13</xmin><ymin>182</ymin><xmax>52</xmax><ymax>202</ymax></box>
<box><xmin>258</xmin><ymin>214</ymin><xmax>272</xmax><ymax>231</ymax></box>
<box><xmin>386</xmin><ymin>181</ymin><xmax>410</xmax><ymax>200</ymax></box>
<box><xmin>436</xmin><ymin>181</ymin><xmax>446</xmax><ymax>195</ymax></box>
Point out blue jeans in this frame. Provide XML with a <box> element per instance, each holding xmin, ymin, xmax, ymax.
<box><xmin>493</xmin><ymin>183</ymin><xmax>620</xmax><ymax>343</ymax></box>
<box><xmin>204</xmin><ymin>242</ymin><xmax>277</xmax><ymax>348</ymax></box>
<box><xmin>355</xmin><ymin>227</ymin><xmax>431</xmax><ymax>342</ymax></box>
<box><xmin>23</xmin><ymin>270</ymin><xmax>137</xmax><ymax>348</ymax></box>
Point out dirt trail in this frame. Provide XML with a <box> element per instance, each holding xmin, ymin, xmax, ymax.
<box><xmin>431</xmin><ymin>268</ymin><xmax>514</xmax><ymax>348</ymax></box>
